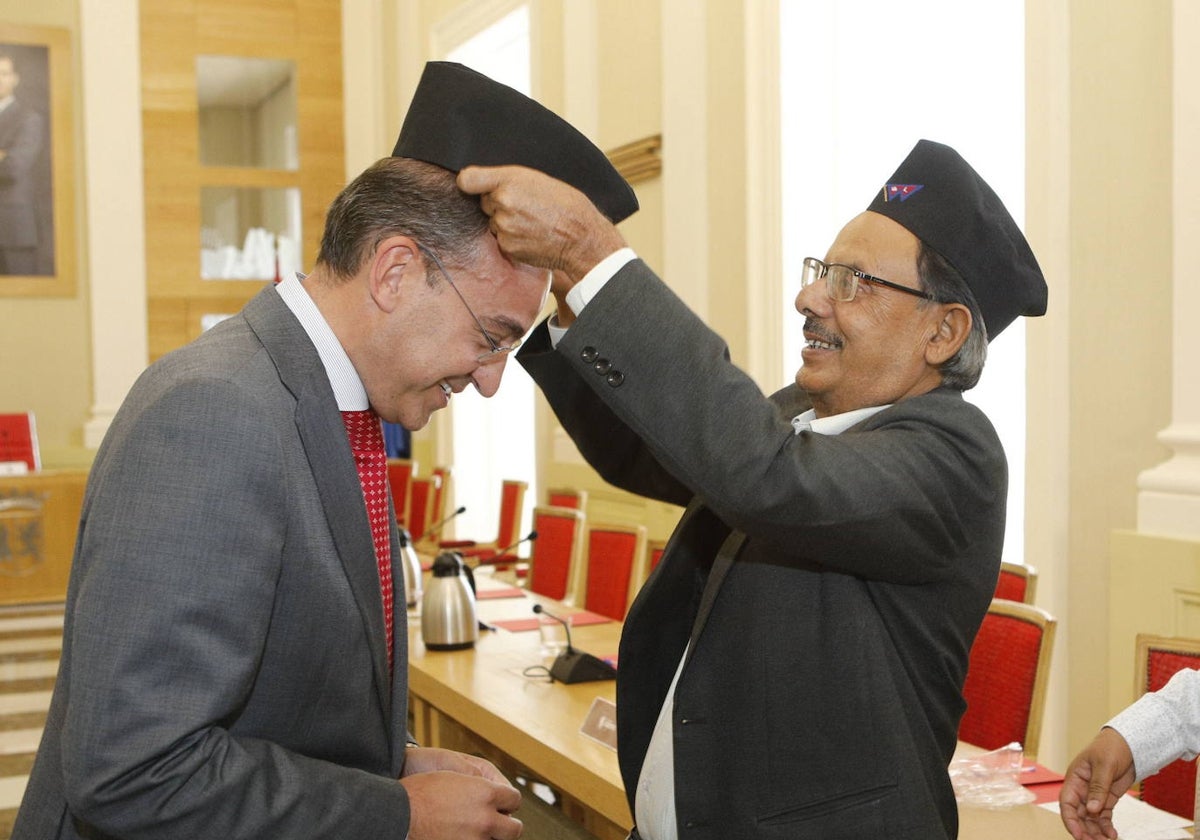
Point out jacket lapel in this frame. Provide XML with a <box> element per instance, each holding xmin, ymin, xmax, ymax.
<box><xmin>243</xmin><ymin>288</ymin><xmax>394</xmax><ymax>721</ymax></box>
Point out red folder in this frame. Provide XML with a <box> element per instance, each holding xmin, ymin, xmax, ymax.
<box><xmin>0</xmin><ymin>413</ymin><xmax>40</xmax><ymax>471</ymax></box>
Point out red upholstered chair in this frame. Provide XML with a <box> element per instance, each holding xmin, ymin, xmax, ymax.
<box><xmin>440</xmin><ymin>479</ymin><xmax>527</xmax><ymax>566</ymax></box>
<box><xmin>648</xmin><ymin>539</ymin><xmax>667</xmax><ymax>573</ymax></box>
<box><xmin>430</xmin><ymin>466</ymin><xmax>451</xmax><ymax>524</ymax></box>
<box><xmin>411</xmin><ymin>467</ymin><xmax>451</xmax><ymax>549</ymax></box>
<box><xmin>994</xmin><ymin>561</ymin><xmax>1038</xmax><ymax>604</ymax></box>
<box><xmin>386</xmin><ymin>458</ymin><xmax>416</xmax><ymax>528</ymax></box>
<box><xmin>1133</xmin><ymin>634</ymin><xmax>1200</xmax><ymax>819</ymax></box>
<box><xmin>581</xmin><ymin>521</ymin><xmax>648</xmax><ymax>622</ymax></box>
<box><xmin>959</xmin><ymin>598</ymin><xmax>1057</xmax><ymax>761</ymax></box>
<box><xmin>405</xmin><ymin>475</ymin><xmax>437</xmax><ymax>543</ymax></box>
<box><xmin>526</xmin><ymin>505</ymin><xmax>587</xmax><ymax>604</ymax></box>
<box><xmin>546</xmin><ymin>487</ymin><xmax>587</xmax><ymax>511</ymax></box>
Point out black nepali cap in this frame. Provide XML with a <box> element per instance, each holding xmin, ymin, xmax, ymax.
<box><xmin>867</xmin><ymin>140</ymin><xmax>1047</xmax><ymax>340</ymax></box>
<box><xmin>393</xmin><ymin>61</ymin><xmax>639</xmax><ymax>224</ymax></box>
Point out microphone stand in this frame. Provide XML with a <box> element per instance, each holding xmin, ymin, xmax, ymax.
<box><xmin>420</xmin><ymin>505</ymin><xmax>466</xmax><ymax>543</ymax></box>
<box><xmin>532</xmin><ymin>604</ymin><xmax>617</xmax><ymax>684</ymax></box>
<box><xmin>486</xmin><ymin>529</ymin><xmax>538</xmax><ymax>564</ymax></box>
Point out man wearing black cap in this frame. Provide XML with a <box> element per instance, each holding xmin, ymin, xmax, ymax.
<box><xmin>460</xmin><ymin>139</ymin><xmax>1047</xmax><ymax>839</ymax></box>
<box><xmin>13</xmin><ymin>62</ymin><xmax>637</xmax><ymax>840</ymax></box>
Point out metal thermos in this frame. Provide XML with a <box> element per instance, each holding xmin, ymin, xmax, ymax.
<box><xmin>398</xmin><ymin>529</ymin><xmax>423</xmax><ymax>608</ymax></box>
<box><xmin>420</xmin><ymin>552</ymin><xmax>478</xmax><ymax>650</ymax></box>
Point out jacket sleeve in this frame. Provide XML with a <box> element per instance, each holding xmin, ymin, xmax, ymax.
<box><xmin>520</xmin><ymin>259</ymin><xmax>1006</xmax><ymax>585</ymax></box>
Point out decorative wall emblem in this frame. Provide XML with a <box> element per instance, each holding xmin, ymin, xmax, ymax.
<box><xmin>0</xmin><ymin>495</ymin><xmax>45</xmax><ymax>576</ymax></box>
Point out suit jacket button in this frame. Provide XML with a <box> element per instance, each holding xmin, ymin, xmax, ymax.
<box><xmin>593</xmin><ymin>358</ymin><xmax>612</xmax><ymax>375</ymax></box>
<box><xmin>606</xmin><ymin>371</ymin><xmax>625</xmax><ymax>387</ymax></box>
<box><xmin>580</xmin><ymin>346</ymin><xmax>599</xmax><ymax>364</ymax></box>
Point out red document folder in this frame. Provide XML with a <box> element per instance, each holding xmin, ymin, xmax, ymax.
<box><xmin>0</xmin><ymin>413</ymin><xmax>40</xmax><ymax>471</ymax></box>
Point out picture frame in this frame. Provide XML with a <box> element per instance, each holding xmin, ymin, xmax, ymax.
<box><xmin>0</xmin><ymin>23</ymin><xmax>75</xmax><ymax>297</ymax></box>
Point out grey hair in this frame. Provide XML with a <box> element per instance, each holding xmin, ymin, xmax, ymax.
<box><xmin>316</xmin><ymin>157</ymin><xmax>490</xmax><ymax>281</ymax></box>
<box><xmin>917</xmin><ymin>242</ymin><xmax>988</xmax><ymax>391</ymax></box>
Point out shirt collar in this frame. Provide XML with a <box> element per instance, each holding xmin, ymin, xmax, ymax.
<box><xmin>0</xmin><ymin>96</ymin><xmax>14</xmax><ymax>113</ymax></box>
<box><xmin>274</xmin><ymin>273</ymin><xmax>370</xmax><ymax>410</ymax></box>
<box><xmin>792</xmin><ymin>404</ymin><xmax>890</xmax><ymax>436</ymax></box>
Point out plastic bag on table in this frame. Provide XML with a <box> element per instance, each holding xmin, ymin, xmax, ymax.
<box><xmin>949</xmin><ymin>741</ymin><xmax>1037</xmax><ymax>809</ymax></box>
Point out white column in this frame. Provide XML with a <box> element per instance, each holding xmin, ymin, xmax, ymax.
<box><xmin>742</xmin><ymin>0</ymin><xmax>782</xmax><ymax>390</ymax></box>
<box><xmin>1136</xmin><ymin>0</ymin><xmax>1200</xmax><ymax>540</ymax></box>
<box><xmin>560</xmin><ymin>0</ymin><xmax>598</xmax><ymax>139</ymax></box>
<box><xmin>661</xmin><ymin>0</ymin><xmax>709</xmax><ymax>320</ymax></box>
<box><xmin>79</xmin><ymin>0</ymin><xmax>148</xmax><ymax>448</ymax></box>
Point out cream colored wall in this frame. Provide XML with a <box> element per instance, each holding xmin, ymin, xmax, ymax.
<box><xmin>1025</xmin><ymin>0</ymin><xmax>1176</xmax><ymax>769</ymax></box>
<box><xmin>0</xmin><ymin>0</ymin><xmax>93</xmax><ymax>468</ymax></box>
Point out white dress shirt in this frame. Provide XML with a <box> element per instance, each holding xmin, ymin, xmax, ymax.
<box><xmin>1108</xmin><ymin>667</ymin><xmax>1200</xmax><ymax>781</ymax></box>
<box><xmin>275</xmin><ymin>273</ymin><xmax>369</xmax><ymax>410</ymax></box>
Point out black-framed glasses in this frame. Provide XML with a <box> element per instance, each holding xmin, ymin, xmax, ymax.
<box><xmin>419</xmin><ymin>245</ymin><xmax>522</xmax><ymax>366</ymax></box>
<box><xmin>800</xmin><ymin>257</ymin><xmax>935</xmax><ymax>303</ymax></box>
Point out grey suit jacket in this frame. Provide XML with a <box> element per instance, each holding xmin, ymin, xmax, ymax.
<box><xmin>14</xmin><ymin>287</ymin><xmax>413</xmax><ymax>839</ymax></box>
<box><xmin>519</xmin><ymin>259</ymin><xmax>1006</xmax><ymax>839</ymax></box>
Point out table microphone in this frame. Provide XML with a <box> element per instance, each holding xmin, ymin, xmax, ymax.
<box><xmin>532</xmin><ymin>604</ymin><xmax>617</xmax><ymax>684</ymax></box>
<box><xmin>490</xmin><ymin>530</ymin><xmax>538</xmax><ymax>561</ymax></box>
<box><xmin>422</xmin><ymin>505</ymin><xmax>467</xmax><ymax>540</ymax></box>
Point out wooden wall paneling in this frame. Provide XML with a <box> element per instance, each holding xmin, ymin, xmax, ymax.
<box><xmin>140</xmin><ymin>0</ymin><xmax>345</xmax><ymax>362</ymax></box>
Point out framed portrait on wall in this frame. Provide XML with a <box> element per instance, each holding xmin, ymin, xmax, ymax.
<box><xmin>0</xmin><ymin>23</ymin><xmax>74</xmax><ymax>297</ymax></box>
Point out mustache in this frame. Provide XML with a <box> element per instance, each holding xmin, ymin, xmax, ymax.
<box><xmin>803</xmin><ymin>319</ymin><xmax>843</xmax><ymax>347</ymax></box>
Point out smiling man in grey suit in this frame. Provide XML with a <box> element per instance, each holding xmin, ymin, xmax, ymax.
<box><xmin>13</xmin><ymin>63</ymin><xmax>636</xmax><ymax>840</ymax></box>
<box><xmin>460</xmin><ymin>140</ymin><xmax>1048</xmax><ymax>839</ymax></box>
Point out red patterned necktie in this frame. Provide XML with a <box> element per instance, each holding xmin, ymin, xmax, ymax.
<box><xmin>341</xmin><ymin>409</ymin><xmax>393</xmax><ymax>669</ymax></box>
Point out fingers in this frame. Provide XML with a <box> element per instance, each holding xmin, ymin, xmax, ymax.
<box><xmin>402</xmin><ymin>770</ymin><xmax>523</xmax><ymax>840</ymax></box>
<box><xmin>1058</xmin><ymin>729</ymin><xmax>1136</xmax><ymax>840</ymax></box>
<box><xmin>455</xmin><ymin>165</ymin><xmax>626</xmax><ymax>279</ymax></box>
<box><xmin>456</xmin><ymin>164</ymin><xmax>511</xmax><ymax>198</ymax></box>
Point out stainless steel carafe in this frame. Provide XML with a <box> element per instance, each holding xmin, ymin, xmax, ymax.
<box><xmin>398</xmin><ymin>529</ymin><xmax>423</xmax><ymax>608</ymax></box>
<box><xmin>420</xmin><ymin>552</ymin><xmax>478</xmax><ymax>650</ymax></box>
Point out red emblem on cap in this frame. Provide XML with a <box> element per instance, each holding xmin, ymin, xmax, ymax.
<box><xmin>884</xmin><ymin>183</ymin><xmax>924</xmax><ymax>202</ymax></box>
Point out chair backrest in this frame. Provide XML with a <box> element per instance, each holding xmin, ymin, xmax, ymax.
<box><xmin>406</xmin><ymin>476</ymin><xmax>437</xmax><ymax>541</ymax></box>
<box><xmin>546</xmin><ymin>487</ymin><xmax>587</xmax><ymax>511</ymax></box>
<box><xmin>582</xmin><ymin>521</ymin><xmax>648</xmax><ymax>622</ymax></box>
<box><xmin>1135</xmin><ymin>634</ymin><xmax>1200</xmax><ymax>819</ymax></box>
<box><xmin>427</xmin><ymin>466</ymin><xmax>451</xmax><ymax>534</ymax></box>
<box><xmin>994</xmin><ymin>561</ymin><xmax>1038</xmax><ymax>604</ymax></box>
<box><xmin>959</xmin><ymin>598</ymin><xmax>1057</xmax><ymax>761</ymax></box>
<box><xmin>386</xmin><ymin>458</ymin><xmax>416</xmax><ymax>527</ymax></box>
<box><xmin>527</xmin><ymin>505</ymin><xmax>587</xmax><ymax>604</ymax></box>
<box><xmin>495</xmin><ymin>479</ymin><xmax>528</xmax><ymax>549</ymax></box>
<box><xmin>648</xmin><ymin>538</ymin><xmax>667</xmax><ymax>572</ymax></box>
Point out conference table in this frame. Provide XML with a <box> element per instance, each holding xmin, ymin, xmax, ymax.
<box><xmin>405</xmin><ymin>571</ymin><xmax>1073</xmax><ymax>840</ymax></box>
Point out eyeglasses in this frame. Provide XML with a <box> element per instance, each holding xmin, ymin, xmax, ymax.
<box><xmin>418</xmin><ymin>245</ymin><xmax>522</xmax><ymax>366</ymax></box>
<box><xmin>800</xmin><ymin>257</ymin><xmax>936</xmax><ymax>303</ymax></box>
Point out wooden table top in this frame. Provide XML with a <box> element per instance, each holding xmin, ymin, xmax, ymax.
<box><xmin>406</xmin><ymin>572</ymin><xmax>1071</xmax><ymax>839</ymax></box>
<box><xmin>407</xmin><ymin>572</ymin><xmax>630</xmax><ymax>827</ymax></box>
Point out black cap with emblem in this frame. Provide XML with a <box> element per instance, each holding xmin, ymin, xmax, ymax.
<box><xmin>393</xmin><ymin>61</ymin><xmax>639</xmax><ymax>224</ymax></box>
<box><xmin>867</xmin><ymin>139</ymin><xmax>1047</xmax><ymax>340</ymax></box>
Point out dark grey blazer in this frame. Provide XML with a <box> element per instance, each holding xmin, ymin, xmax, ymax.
<box><xmin>519</xmin><ymin>259</ymin><xmax>1005</xmax><ymax>840</ymax></box>
<box><xmin>14</xmin><ymin>287</ymin><xmax>413</xmax><ymax>839</ymax></box>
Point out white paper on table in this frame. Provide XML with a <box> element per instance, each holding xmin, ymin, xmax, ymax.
<box><xmin>1042</xmin><ymin>795</ymin><xmax>1193</xmax><ymax>840</ymax></box>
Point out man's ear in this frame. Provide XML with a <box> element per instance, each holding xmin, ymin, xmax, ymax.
<box><xmin>925</xmin><ymin>303</ymin><xmax>972</xmax><ymax>366</ymax></box>
<box><xmin>368</xmin><ymin>235</ymin><xmax>420</xmax><ymax>314</ymax></box>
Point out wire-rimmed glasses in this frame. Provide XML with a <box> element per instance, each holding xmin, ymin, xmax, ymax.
<box><xmin>801</xmin><ymin>257</ymin><xmax>935</xmax><ymax>303</ymax></box>
<box><xmin>419</xmin><ymin>244</ymin><xmax>522</xmax><ymax>366</ymax></box>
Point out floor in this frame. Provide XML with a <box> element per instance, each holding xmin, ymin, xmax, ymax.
<box><xmin>0</xmin><ymin>603</ymin><xmax>61</xmax><ymax>840</ymax></box>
